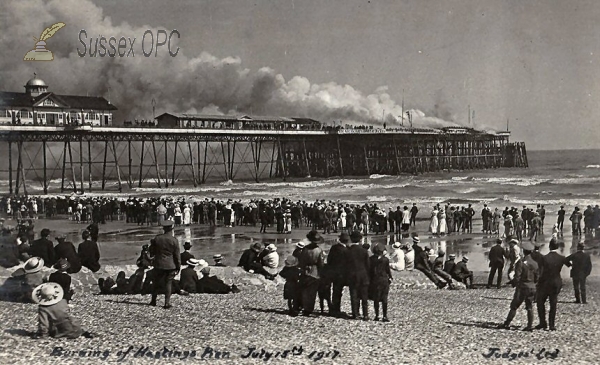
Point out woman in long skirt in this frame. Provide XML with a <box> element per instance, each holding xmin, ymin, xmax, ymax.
<box><xmin>429</xmin><ymin>206</ymin><xmax>439</xmax><ymax>234</ymax></box>
<box><xmin>438</xmin><ymin>208</ymin><xmax>447</xmax><ymax>235</ymax></box>
<box><xmin>183</xmin><ymin>204</ymin><xmax>191</xmax><ymax>226</ymax></box>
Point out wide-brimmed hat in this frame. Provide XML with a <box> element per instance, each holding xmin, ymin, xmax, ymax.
<box><xmin>521</xmin><ymin>241</ymin><xmax>535</xmax><ymax>251</ymax></box>
<box><xmin>197</xmin><ymin>259</ymin><xmax>209</xmax><ymax>271</ymax></box>
<box><xmin>31</xmin><ymin>283</ymin><xmax>63</xmax><ymax>306</ymax></box>
<box><xmin>339</xmin><ymin>232</ymin><xmax>350</xmax><ymax>243</ymax></box>
<box><xmin>53</xmin><ymin>258</ymin><xmax>71</xmax><ymax>271</ymax></box>
<box><xmin>162</xmin><ymin>220</ymin><xmax>174</xmax><ymax>227</ymax></box>
<box><xmin>251</xmin><ymin>242</ymin><xmax>264</xmax><ymax>252</ymax></box>
<box><xmin>295</xmin><ymin>241</ymin><xmax>306</xmax><ymax>249</ymax></box>
<box><xmin>306</xmin><ymin>230</ymin><xmax>324</xmax><ymax>243</ymax></box>
<box><xmin>24</xmin><ymin>257</ymin><xmax>44</xmax><ymax>274</ymax></box>
<box><xmin>508</xmin><ymin>239</ymin><xmax>519</xmax><ymax>245</ymax></box>
<box><xmin>213</xmin><ymin>254</ymin><xmax>223</xmax><ymax>261</ymax></box>
<box><xmin>285</xmin><ymin>256</ymin><xmax>298</xmax><ymax>267</ymax></box>
<box><xmin>392</xmin><ymin>241</ymin><xmax>402</xmax><ymax>249</ymax></box>
<box><xmin>266</xmin><ymin>244</ymin><xmax>277</xmax><ymax>252</ymax></box>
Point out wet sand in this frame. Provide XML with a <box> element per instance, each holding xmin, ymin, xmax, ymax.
<box><xmin>7</xmin><ymin>214</ymin><xmax>600</xmax><ymax>277</ymax></box>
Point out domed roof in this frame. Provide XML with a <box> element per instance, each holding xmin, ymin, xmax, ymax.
<box><xmin>25</xmin><ymin>77</ymin><xmax>47</xmax><ymax>87</ymax></box>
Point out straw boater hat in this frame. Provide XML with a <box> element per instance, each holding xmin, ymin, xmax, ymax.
<box><xmin>196</xmin><ymin>259</ymin><xmax>209</xmax><ymax>271</ymax></box>
<box><xmin>266</xmin><ymin>244</ymin><xmax>277</xmax><ymax>252</ymax></box>
<box><xmin>31</xmin><ymin>283</ymin><xmax>63</xmax><ymax>306</ymax></box>
<box><xmin>462</xmin><ymin>256</ymin><xmax>469</xmax><ymax>262</ymax></box>
<box><xmin>213</xmin><ymin>254</ymin><xmax>223</xmax><ymax>261</ymax></box>
<box><xmin>296</xmin><ymin>241</ymin><xmax>306</xmax><ymax>249</ymax></box>
<box><xmin>24</xmin><ymin>257</ymin><xmax>44</xmax><ymax>274</ymax></box>
<box><xmin>187</xmin><ymin>258</ymin><xmax>201</xmax><ymax>266</ymax></box>
<box><xmin>392</xmin><ymin>241</ymin><xmax>402</xmax><ymax>249</ymax></box>
<box><xmin>412</xmin><ymin>236</ymin><xmax>420</xmax><ymax>244</ymax></box>
<box><xmin>449</xmin><ymin>254</ymin><xmax>456</xmax><ymax>259</ymax></box>
<box><xmin>53</xmin><ymin>258</ymin><xmax>71</xmax><ymax>272</ymax></box>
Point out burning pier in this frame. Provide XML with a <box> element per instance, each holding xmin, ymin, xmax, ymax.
<box><xmin>0</xmin><ymin>124</ymin><xmax>527</xmax><ymax>195</ymax></box>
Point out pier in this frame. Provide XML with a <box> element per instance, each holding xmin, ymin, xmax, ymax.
<box><xmin>0</xmin><ymin>125</ymin><xmax>527</xmax><ymax>195</ymax></box>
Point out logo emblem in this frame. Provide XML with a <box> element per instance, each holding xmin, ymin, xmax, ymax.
<box><xmin>24</xmin><ymin>22</ymin><xmax>66</xmax><ymax>61</ymax></box>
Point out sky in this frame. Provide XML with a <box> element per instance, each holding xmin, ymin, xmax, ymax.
<box><xmin>1</xmin><ymin>0</ymin><xmax>600</xmax><ymax>150</ymax></box>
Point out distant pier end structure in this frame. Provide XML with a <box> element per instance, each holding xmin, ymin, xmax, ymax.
<box><xmin>0</xmin><ymin>77</ymin><xmax>527</xmax><ymax>195</ymax></box>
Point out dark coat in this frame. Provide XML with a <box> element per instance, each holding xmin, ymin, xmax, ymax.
<box><xmin>414</xmin><ymin>250</ymin><xmax>432</xmax><ymax>271</ymax></box>
<box><xmin>149</xmin><ymin>233</ymin><xmax>180</xmax><ymax>270</ymax></box>
<box><xmin>538</xmin><ymin>251</ymin><xmax>568</xmax><ymax>289</ymax></box>
<box><xmin>48</xmin><ymin>271</ymin><xmax>72</xmax><ymax>299</ymax></box>
<box><xmin>29</xmin><ymin>238</ymin><xmax>55</xmax><ymax>267</ymax></box>
<box><xmin>179</xmin><ymin>267</ymin><xmax>200</xmax><ymax>293</ymax></box>
<box><xmin>180</xmin><ymin>251</ymin><xmax>195</xmax><ymax>265</ymax></box>
<box><xmin>346</xmin><ymin>244</ymin><xmax>370</xmax><ymax>286</ymax></box>
<box><xmin>443</xmin><ymin>259</ymin><xmax>456</xmax><ymax>274</ymax></box>
<box><xmin>327</xmin><ymin>243</ymin><xmax>348</xmax><ymax>282</ymax></box>
<box><xmin>238</xmin><ymin>249</ymin><xmax>259</xmax><ymax>271</ymax></box>
<box><xmin>54</xmin><ymin>241</ymin><xmax>82</xmax><ymax>274</ymax></box>
<box><xmin>279</xmin><ymin>266</ymin><xmax>301</xmax><ymax>300</ymax></box>
<box><xmin>368</xmin><ymin>255</ymin><xmax>391</xmax><ymax>302</ymax></box>
<box><xmin>298</xmin><ymin>243</ymin><xmax>324</xmax><ymax>279</ymax></box>
<box><xmin>78</xmin><ymin>239</ymin><xmax>100</xmax><ymax>272</ymax></box>
<box><xmin>198</xmin><ymin>275</ymin><xmax>231</xmax><ymax>294</ymax></box>
<box><xmin>566</xmin><ymin>251</ymin><xmax>592</xmax><ymax>278</ymax></box>
<box><xmin>488</xmin><ymin>245</ymin><xmax>505</xmax><ymax>267</ymax></box>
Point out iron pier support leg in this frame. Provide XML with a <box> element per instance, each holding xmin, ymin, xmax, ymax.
<box><xmin>68</xmin><ymin>140</ymin><xmax>77</xmax><ymax>193</ymax></box>
<box><xmin>164</xmin><ymin>141</ymin><xmax>169</xmax><ymax>187</ymax></box>
<box><xmin>336</xmin><ymin>135</ymin><xmax>344</xmax><ymax>177</ymax></box>
<box><xmin>188</xmin><ymin>141</ymin><xmax>197</xmax><ymax>187</ymax></box>
<box><xmin>80</xmin><ymin>139</ymin><xmax>84</xmax><ymax>193</ymax></box>
<box><xmin>128</xmin><ymin>140</ymin><xmax>133</xmax><ymax>188</ymax></box>
<box><xmin>152</xmin><ymin>140</ymin><xmax>162</xmax><ymax>188</ymax></box>
<box><xmin>230</xmin><ymin>141</ymin><xmax>236</xmax><ymax>181</ymax></box>
<box><xmin>88</xmin><ymin>140</ymin><xmax>92</xmax><ymax>191</ymax></box>
<box><xmin>138</xmin><ymin>141</ymin><xmax>145</xmax><ymax>188</ymax></box>
<box><xmin>102</xmin><ymin>141</ymin><xmax>108</xmax><ymax>191</ymax></box>
<box><xmin>42</xmin><ymin>140</ymin><xmax>47</xmax><ymax>194</ymax></box>
<box><xmin>303</xmin><ymin>138</ymin><xmax>310</xmax><ymax>178</ymax></box>
<box><xmin>61</xmin><ymin>141</ymin><xmax>68</xmax><ymax>193</ymax></box>
<box><xmin>202</xmin><ymin>141</ymin><xmax>208</xmax><ymax>184</ymax></box>
<box><xmin>221</xmin><ymin>141</ymin><xmax>228</xmax><ymax>181</ymax></box>
<box><xmin>111</xmin><ymin>139</ymin><xmax>123</xmax><ymax>192</ymax></box>
<box><xmin>8</xmin><ymin>141</ymin><xmax>12</xmax><ymax>195</ymax></box>
<box><xmin>171</xmin><ymin>140</ymin><xmax>178</xmax><ymax>185</ymax></box>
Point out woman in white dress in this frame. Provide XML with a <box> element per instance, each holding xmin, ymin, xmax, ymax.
<box><xmin>183</xmin><ymin>204</ymin><xmax>191</xmax><ymax>226</ymax></box>
<box><xmin>174</xmin><ymin>205</ymin><xmax>182</xmax><ymax>226</ymax></box>
<box><xmin>340</xmin><ymin>210</ymin><xmax>347</xmax><ymax>231</ymax></box>
<box><xmin>438</xmin><ymin>208</ymin><xmax>447</xmax><ymax>235</ymax></box>
<box><xmin>429</xmin><ymin>206</ymin><xmax>439</xmax><ymax>234</ymax></box>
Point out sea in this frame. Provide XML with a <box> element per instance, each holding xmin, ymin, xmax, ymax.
<box><xmin>3</xmin><ymin>149</ymin><xmax>600</xmax><ymax>275</ymax></box>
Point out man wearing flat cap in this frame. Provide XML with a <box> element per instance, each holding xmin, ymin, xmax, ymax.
<box><xmin>566</xmin><ymin>242</ymin><xmax>592</xmax><ymax>304</ymax></box>
<box><xmin>149</xmin><ymin>220</ymin><xmax>180</xmax><ymax>309</ymax></box>
<box><xmin>500</xmin><ymin>240</ymin><xmax>539</xmax><ymax>331</ymax></box>
<box><xmin>327</xmin><ymin>232</ymin><xmax>350</xmax><ymax>316</ymax></box>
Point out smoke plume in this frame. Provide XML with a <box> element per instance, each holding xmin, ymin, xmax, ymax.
<box><xmin>0</xmin><ymin>0</ymin><xmax>460</xmax><ymax>129</ymax></box>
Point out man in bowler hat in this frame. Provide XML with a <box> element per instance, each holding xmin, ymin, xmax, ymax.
<box><xmin>149</xmin><ymin>220</ymin><xmax>180</xmax><ymax>309</ymax></box>
<box><xmin>535</xmin><ymin>238</ymin><xmax>568</xmax><ymax>330</ymax></box>
<box><xmin>327</xmin><ymin>232</ymin><xmax>350</xmax><ymax>317</ymax></box>
<box><xmin>346</xmin><ymin>230</ymin><xmax>370</xmax><ymax>320</ymax></box>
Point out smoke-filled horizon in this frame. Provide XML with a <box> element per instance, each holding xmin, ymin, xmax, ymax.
<box><xmin>0</xmin><ymin>0</ymin><xmax>484</xmax><ymax>131</ymax></box>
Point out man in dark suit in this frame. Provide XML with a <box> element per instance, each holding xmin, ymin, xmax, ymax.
<box><xmin>566</xmin><ymin>242</ymin><xmax>592</xmax><ymax>304</ymax></box>
<box><xmin>327</xmin><ymin>232</ymin><xmax>349</xmax><ymax>317</ymax></box>
<box><xmin>54</xmin><ymin>235</ymin><xmax>82</xmax><ymax>274</ymax></box>
<box><xmin>297</xmin><ymin>230</ymin><xmax>325</xmax><ymax>316</ymax></box>
<box><xmin>487</xmin><ymin>239</ymin><xmax>505</xmax><ymax>289</ymax></box>
<box><xmin>180</xmin><ymin>241</ymin><xmax>194</xmax><ymax>264</ymax></box>
<box><xmin>28</xmin><ymin>228</ymin><xmax>55</xmax><ymax>267</ymax></box>
<box><xmin>452</xmin><ymin>256</ymin><xmax>474</xmax><ymax>289</ymax></box>
<box><xmin>78</xmin><ymin>230</ymin><xmax>100</xmax><ymax>272</ymax></box>
<box><xmin>413</xmin><ymin>237</ymin><xmax>446</xmax><ymax>289</ymax></box>
<box><xmin>535</xmin><ymin>238</ymin><xmax>568</xmax><ymax>330</ymax></box>
<box><xmin>149</xmin><ymin>220</ymin><xmax>180</xmax><ymax>309</ymax></box>
<box><xmin>346</xmin><ymin>230</ymin><xmax>370</xmax><ymax>320</ymax></box>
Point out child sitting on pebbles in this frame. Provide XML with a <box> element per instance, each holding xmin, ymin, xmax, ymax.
<box><xmin>31</xmin><ymin>283</ymin><xmax>95</xmax><ymax>339</ymax></box>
